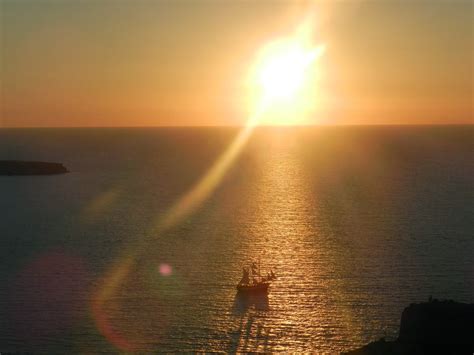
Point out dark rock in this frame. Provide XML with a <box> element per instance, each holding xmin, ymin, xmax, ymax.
<box><xmin>399</xmin><ymin>299</ymin><xmax>474</xmax><ymax>346</ymax></box>
<box><xmin>0</xmin><ymin>160</ymin><xmax>69</xmax><ymax>175</ymax></box>
<box><xmin>343</xmin><ymin>300</ymin><xmax>474</xmax><ymax>355</ymax></box>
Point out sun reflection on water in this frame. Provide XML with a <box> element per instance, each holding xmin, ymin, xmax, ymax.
<box><xmin>224</xmin><ymin>134</ymin><xmax>372</xmax><ymax>352</ymax></box>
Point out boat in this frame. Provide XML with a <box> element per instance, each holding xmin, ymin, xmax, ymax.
<box><xmin>236</xmin><ymin>260</ymin><xmax>276</xmax><ymax>294</ymax></box>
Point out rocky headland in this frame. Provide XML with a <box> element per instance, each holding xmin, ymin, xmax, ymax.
<box><xmin>344</xmin><ymin>299</ymin><xmax>474</xmax><ymax>355</ymax></box>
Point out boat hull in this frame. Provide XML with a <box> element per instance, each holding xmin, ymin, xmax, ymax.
<box><xmin>236</xmin><ymin>282</ymin><xmax>270</xmax><ymax>294</ymax></box>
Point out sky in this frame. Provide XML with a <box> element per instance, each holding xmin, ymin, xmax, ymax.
<box><xmin>1</xmin><ymin>0</ymin><xmax>472</xmax><ymax>127</ymax></box>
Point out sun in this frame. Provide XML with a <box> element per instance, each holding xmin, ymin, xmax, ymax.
<box><xmin>247</xmin><ymin>20</ymin><xmax>326</xmax><ymax>125</ymax></box>
<box><xmin>258</xmin><ymin>43</ymin><xmax>323</xmax><ymax>102</ymax></box>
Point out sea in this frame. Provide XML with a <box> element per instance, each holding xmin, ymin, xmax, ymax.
<box><xmin>0</xmin><ymin>126</ymin><xmax>472</xmax><ymax>353</ymax></box>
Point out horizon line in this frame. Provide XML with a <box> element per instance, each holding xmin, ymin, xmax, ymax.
<box><xmin>1</xmin><ymin>123</ymin><xmax>473</xmax><ymax>129</ymax></box>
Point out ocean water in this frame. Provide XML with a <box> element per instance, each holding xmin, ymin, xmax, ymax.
<box><xmin>0</xmin><ymin>126</ymin><xmax>472</xmax><ymax>353</ymax></box>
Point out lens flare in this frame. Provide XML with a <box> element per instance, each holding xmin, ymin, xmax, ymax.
<box><xmin>159</xmin><ymin>263</ymin><xmax>172</xmax><ymax>276</ymax></box>
<box><xmin>91</xmin><ymin>16</ymin><xmax>326</xmax><ymax>351</ymax></box>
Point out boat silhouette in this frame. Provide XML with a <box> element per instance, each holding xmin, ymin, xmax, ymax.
<box><xmin>236</xmin><ymin>260</ymin><xmax>276</xmax><ymax>294</ymax></box>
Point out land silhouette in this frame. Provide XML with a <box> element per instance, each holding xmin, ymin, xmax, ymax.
<box><xmin>345</xmin><ymin>299</ymin><xmax>474</xmax><ymax>355</ymax></box>
<box><xmin>0</xmin><ymin>160</ymin><xmax>69</xmax><ymax>175</ymax></box>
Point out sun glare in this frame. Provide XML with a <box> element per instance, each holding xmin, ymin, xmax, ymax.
<box><xmin>258</xmin><ymin>44</ymin><xmax>322</xmax><ymax>101</ymax></box>
<box><xmin>248</xmin><ymin>20</ymin><xmax>326</xmax><ymax>125</ymax></box>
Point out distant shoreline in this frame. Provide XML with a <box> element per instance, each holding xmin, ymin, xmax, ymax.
<box><xmin>0</xmin><ymin>160</ymin><xmax>69</xmax><ymax>175</ymax></box>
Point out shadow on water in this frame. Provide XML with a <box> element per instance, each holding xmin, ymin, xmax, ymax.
<box><xmin>232</xmin><ymin>292</ymin><xmax>269</xmax><ymax>315</ymax></box>
<box><xmin>228</xmin><ymin>292</ymin><xmax>271</xmax><ymax>353</ymax></box>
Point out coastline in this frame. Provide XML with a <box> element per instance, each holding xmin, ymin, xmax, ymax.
<box><xmin>0</xmin><ymin>160</ymin><xmax>69</xmax><ymax>175</ymax></box>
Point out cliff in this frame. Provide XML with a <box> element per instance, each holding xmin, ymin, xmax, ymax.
<box><xmin>344</xmin><ymin>299</ymin><xmax>474</xmax><ymax>355</ymax></box>
<box><xmin>0</xmin><ymin>160</ymin><xmax>69</xmax><ymax>175</ymax></box>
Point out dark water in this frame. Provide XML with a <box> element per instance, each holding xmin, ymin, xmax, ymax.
<box><xmin>0</xmin><ymin>126</ymin><xmax>472</xmax><ymax>353</ymax></box>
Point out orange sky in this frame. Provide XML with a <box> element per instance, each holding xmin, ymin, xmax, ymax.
<box><xmin>1</xmin><ymin>0</ymin><xmax>472</xmax><ymax>127</ymax></box>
